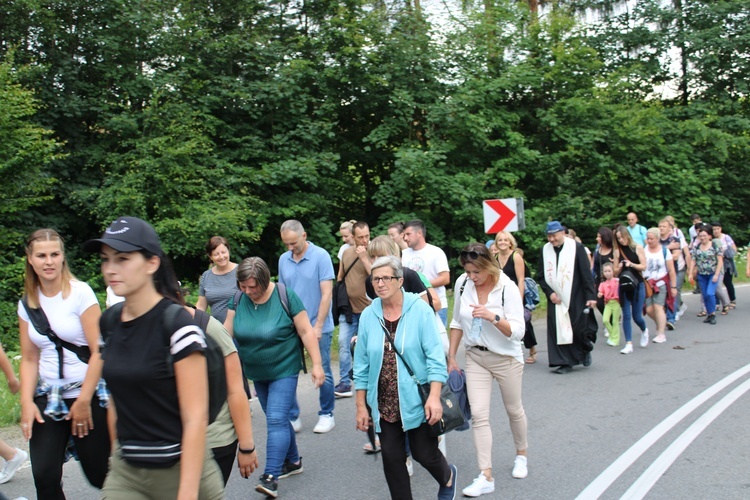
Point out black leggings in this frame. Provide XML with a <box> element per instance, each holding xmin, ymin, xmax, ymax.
<box><xmin>723</xmin><ymin>271</ymin><xmax>736</xmax><ymax>302</ymax></box>
<box><xmin>379</xmin><ymin>420</ymin><xmax>450</xmax><ymax>500</ymax></box>
<box><xmin>212</xmin><ymin>439</ymin><xmax>238</xmax><ymax>485</ymax></box>
<box><xmin>30</xmin><ymin>394</ymin><xmax>110</xmax><ymax>500</ymax></box>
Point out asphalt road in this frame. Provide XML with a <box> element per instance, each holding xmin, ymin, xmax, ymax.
<box><xmin>2</xmin><ymin>285</ymin><xmax>750</xmax><ymax>500</ymax></box>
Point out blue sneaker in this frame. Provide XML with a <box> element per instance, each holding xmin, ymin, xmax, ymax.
<box><xmin>438</xmin><ymin>464</ymin><xmax>458</xmax><ymax>500</ymax></box>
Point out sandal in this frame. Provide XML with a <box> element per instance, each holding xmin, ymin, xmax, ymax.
<box><xmin>729</xmin><ymin>301</ymin><xmax>736</xmax><ymax>310</ymax></box>
<box><xmin>525</xmin><ymin>349</ymin><xmax>538</xmax><ymax>364</ymax></box>
<box><xmin>697</xmin><ymin>311</ymin><xmax>707</xmax><ymax>317</ymax></box>
<box><xmin>363</xmin><ymin>439</ymin><xmax>381</xmax><ymax>454</ymax></box>
<box><xmin>721</xmin><ymin>306</ymin><xmax>730</xmax><ymax>315</ymax></box>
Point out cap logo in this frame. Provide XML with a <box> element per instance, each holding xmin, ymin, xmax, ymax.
<box><xmin>106</xmin><ymin>226</ymin><xmax>130</xmax><ymax>235</ymax></box>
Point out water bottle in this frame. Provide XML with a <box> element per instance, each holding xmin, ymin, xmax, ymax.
<box><xmin>468</xmin><ymin>316</ymin><xmax>482</xmax><ymax>343</ymax></box>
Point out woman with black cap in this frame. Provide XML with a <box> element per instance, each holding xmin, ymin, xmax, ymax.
<box><xmin>84</xmin><ymin>216</ymin><xmax>223</xmax><ymax>500</ymax></box>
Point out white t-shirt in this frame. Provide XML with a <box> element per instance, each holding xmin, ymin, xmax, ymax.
<box><xmin>17</xmin><ymin>280</ymin><xmax>99</xmax><ymax>398</ymax></box>
<box><xmin>337</xmin><ymin>243</ymin><xmax>351</xmax><ymax>261</ymax></box>
<box><xmin>644</xmin><ymin>246</ymin><xmax>673</xmax><ymax>285</ymax></box>
<box><xmin>402</xmin><ymin>244</ymin><xmax>450</xmax><ymax>308</ymax></box>
<box><xmin>106</xmin><ymin>286</ymin><xmax>125</xmax><ymax>308</ymax></box>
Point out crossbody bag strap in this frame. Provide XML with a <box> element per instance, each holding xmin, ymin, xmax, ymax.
<box><xmin>21</xmin><ymin>297</ymin><xmax>91</xmax><ymax>378</ymax></box>
<box><xmin>379</xmin><ymin>320</ymin><xmax>420</xmax><ymax>385</ymax></box>
<box><xmin>341</xmin><ymin>257</ymin><xmax>359</xmax><ymax>280</ymax></box>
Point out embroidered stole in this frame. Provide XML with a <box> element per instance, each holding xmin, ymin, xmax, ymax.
<box><xmin>543</xmin><ymin>238</ymin><xmax>576</xmax><ymax>345</ymax></box>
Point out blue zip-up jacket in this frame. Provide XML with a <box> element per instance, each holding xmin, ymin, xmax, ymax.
<box><xmin>353</xmin><ymin>290</ymin><xmax>448</xmax><ymax>432</ymax></box>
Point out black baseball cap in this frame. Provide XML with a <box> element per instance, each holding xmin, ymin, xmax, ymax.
<box><xmin>84</xmin><ymin>216</ymin><xmax>163</xmax><ymax>256</ymax></box>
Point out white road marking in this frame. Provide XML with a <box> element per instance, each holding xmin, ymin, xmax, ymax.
<box><xmin>576</xmin><ymin>363</ymin><xmax>750</xmax><ymax>499</ymax></box>
<box><xmin>621</xmin><ymin>376</ymin><xmax>750</xmax><ymax>499</ymax></box>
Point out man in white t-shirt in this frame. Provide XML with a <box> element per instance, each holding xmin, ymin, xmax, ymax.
<box><xmin>402</xmin><ymin>220</ymin><xmax>450</xmax><ymax>326</ymax></box>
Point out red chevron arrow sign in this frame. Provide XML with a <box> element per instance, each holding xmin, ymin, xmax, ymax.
<box><xmin>483</xmin><ymin>198</ymin><xmax>521</xmax><ymax>233</ymax></box>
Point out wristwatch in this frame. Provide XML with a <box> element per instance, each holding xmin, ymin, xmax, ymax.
<box><xmin>491</xmin><ymin>315</ymin><xmax>500</xmax><ymax>325</ymax></box>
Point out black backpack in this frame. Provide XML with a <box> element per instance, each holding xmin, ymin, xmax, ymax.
<box><xmin>101</xmin><ymin>302</ymin><xmax>227</xmax><ymax>424</ymax></box>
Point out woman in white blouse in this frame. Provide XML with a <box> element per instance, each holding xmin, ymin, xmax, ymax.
<box><xmin>447</xmin><ymin>242</ymin><xmax>528</xmax><ymax>498</ymax></box>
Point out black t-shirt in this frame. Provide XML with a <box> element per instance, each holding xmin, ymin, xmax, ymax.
<box><xmin>102</xmin><ymin>299</ymin><xmax>205</xmax><ymax>446</ymax></box>
<box><xmin>365</xmin><ymin>267</ymin><xmax>427</xmax><ymax>302</ymax></box>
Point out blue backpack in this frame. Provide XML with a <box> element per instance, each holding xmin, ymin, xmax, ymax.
<box><xmin>523</xmin><ymin>277</ymin><xmax>541</xmax><ymax>311</ymax></box>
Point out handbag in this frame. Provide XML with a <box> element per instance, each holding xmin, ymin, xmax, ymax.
<box><xmin>380</xmin><ymin>322</ymin><xmax>465</xmax><ymax>437</ymax></box>
<box><xmin>644</xmin><ymin>279</ymin><xmax>654</xmax><ymax>298</ymax></box>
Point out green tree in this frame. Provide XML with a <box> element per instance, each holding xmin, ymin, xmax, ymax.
<box><xmin>0</xmin><ymin>56</ymin><xmax>63</xmax><ymax>350</ymax></box>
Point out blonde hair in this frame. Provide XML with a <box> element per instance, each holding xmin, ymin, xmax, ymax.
<box><xmin>368</xmin><ymin>235</ymin><xmax>400</xmax><ymax>259</ymax></box>
<box><xmin>24</xmin><ymin>229</ymin><xmax>76</xmax><ymax>308</ymax></box>
<box><xmin>646</xmin><ymin>227</ymin><xmax>660</xmax><ymax>239</ymax></box>
<box><xmin>339</xmin><ymin>220</ymin><xmax>357</xmax><ymax>233</ymax></box>
<box><xmin>494</xmin><ymin>231</ymin><xmax>518</xmax><ymax>252</ymax></box>
<box><xmin>459</xmin><ymin>242</ymin><xmax>500</xmax><ymax>283</ymax></box>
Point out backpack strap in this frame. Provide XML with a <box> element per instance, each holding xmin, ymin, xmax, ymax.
<box><xmin>276</xmin><ymin>283</ymin><xmax>307</xmax><ymax>374</ymax></box>
<box><xmin>232</xmin><ymin>290</ymin><xmax>243</xmax><ymax>310</ymax></box>
<box><xmin>21</xmin><ymin>296</ymin><xmax>92</xmax><ymax>378</ymax></box>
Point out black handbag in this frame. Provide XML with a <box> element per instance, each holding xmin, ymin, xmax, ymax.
<box><xmin>380</xmin><ymin>322</ymin><xmax>465</xmax><ymax>437</ymax></box>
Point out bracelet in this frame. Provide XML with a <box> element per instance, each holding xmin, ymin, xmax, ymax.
<box><xmin>238</xmin><ymin>445</ymin><xmax>255</xmax><ymax>454</ymax></box>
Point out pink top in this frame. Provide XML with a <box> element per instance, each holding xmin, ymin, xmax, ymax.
<box><xmin>598</xmin><ymin>278</ymin><xmax>619</xmax><ymax>301</ymax></box>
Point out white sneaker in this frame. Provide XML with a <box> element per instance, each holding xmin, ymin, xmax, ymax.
<box><xmin>290</xmin><ymin>417</ymin><xmax>302</xmax><ymax>433</ymax></box>
<box><xmin>620</xmin><ymin>343</ymin><xmax>633</xmax><ymax>355</ymax></box>
<box><xmin>676</xmin><ymin>303</ymin><xmax>687</xmax><ymax>320</ymax></box>
<box><xmin>313</xmin><ymin>414</ymin><xmax>335</xmax><ymax>434</ymax></box>
<box><xmin>512</xmin><ymin>455</ymin><xmax>528</xmax><ymax>479</ymax></box>
<box><xmin>0</xmin><ymin>448</ymin><xmax>28</xmax><ymax>484</ymax></box>
<box><xmin>640</xmin><ymin>328</ymin><xmax>649</xmax><ymax>348</ymax></box>
<box><xmin>406</xmin><ymin>457</ymin><xmax>414</xmax><ymax>477</ymax></box>
<box><xmin>437</xmin><ymin>434</ymin><xmax>447</xmax><ymax>457</ymax></box>
<box><xmin>653</xmin><ymin>334</ymin><xmax>667</xmax><ymax>344</ymax></box>
<box><xmin>462</xmin><ymin>473</ymin><xmax>495</xmax><ymax>497</ymax></box>
<box><xmin>603</xmin><ymin>328</ymin><xmax>609</xmax><ymax>338</ymax></box>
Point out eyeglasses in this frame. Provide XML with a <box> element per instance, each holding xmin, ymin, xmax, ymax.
<box><xmin>460</xmin><ymin>250</ymin><xmax>482</xmax><ymax>260</ymax></box>
<box><xmin>372</xmin><ymin>276</ymin><xmax>399</xmax><ymax>284</ymax></box>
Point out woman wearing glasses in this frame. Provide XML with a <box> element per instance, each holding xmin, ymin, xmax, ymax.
<box><xmin>354</xmin><ymin>256</ymin><xmax>457</xmax><ymax>500</ymax></box>
<box><xmin>448</xmin><ymin>243</ymin><xmax>528</xmax><ymax>498</ymax></box>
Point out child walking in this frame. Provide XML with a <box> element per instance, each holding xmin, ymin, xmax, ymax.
<box><xmin>597</xmin><ymin>263</ymin><xmax>622</xmax><ymax>348</ymax></box>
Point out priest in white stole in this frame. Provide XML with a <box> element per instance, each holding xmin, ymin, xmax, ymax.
<box><xmin>538</xmin><ymin>221</ymin><xmax>598</xmax><ymax>374</ymax></box>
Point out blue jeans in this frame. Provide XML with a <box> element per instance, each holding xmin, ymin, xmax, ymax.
<box><xmin>437</xmin><ymin>308</ymin><xmax>448</xmax><ymax>327</ymax></box>
<box><xmin>697</xmin><ymin>274</ymin><xmax>718</xmax><ymax>315</ymax></box>
<box><xmin>622</xmin><ymin>282</ymin><xmax>647</xmax><ymax>343</ymax></box>
<box><xmin>289</xmin><ymin>330</ymin><xmax>334</xmax><ymax>419</ymax></box>
<box><xmin>666</xmin><ymin>268</ymin><xmax>686</xmax><ymax>322</ymax></box>
<box><xmin>254</xmin><ymin>376</ymin><xmax>300</xmax><ymax>477</ymax></box>
<box><xmin>338</xmin><ymin>313</ymin><xmax>360</xmax><ymax>386</ymax></box>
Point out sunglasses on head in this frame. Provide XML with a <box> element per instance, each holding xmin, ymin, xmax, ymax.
<box><xmin>460</xmin><ymin>250</ymin><xmax>482</xmax><ymax>260</ymax></box>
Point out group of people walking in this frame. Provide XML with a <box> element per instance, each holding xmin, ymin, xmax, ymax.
<box><xmin>10</xmin><ymin>211</ymin><xmax>741</xmax><ymax>499</ymax></box>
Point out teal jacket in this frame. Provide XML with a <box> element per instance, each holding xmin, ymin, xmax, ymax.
<box><xmin>353</xmin><ymin>290</ymin><xmax>448</xmax><ymax>432</ymax></box>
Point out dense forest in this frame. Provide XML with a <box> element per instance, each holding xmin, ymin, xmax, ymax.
<box><xmin>1</xmin><ymin>0</ymin><xmax>748</xmax><ymax>348</ymax></box>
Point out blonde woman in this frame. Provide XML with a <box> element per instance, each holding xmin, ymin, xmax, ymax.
<box><xmin>337</xmin><ymin>220</ymin><xmax>357</xmax><ymax>262</ymax></box>
<box><xmin>18</xmin><ymin>229</ymin><xmax>110</xmax><ymax>499</ymax></box>
<box><xmin>448</xmin><ymin>243</ymin><xmax>528</xmax><ymax>497</ymax></box>
<box><xmin>494</xmin><ymin>231</ymin><xmax>537</xmax><ymax>364</ymax></box>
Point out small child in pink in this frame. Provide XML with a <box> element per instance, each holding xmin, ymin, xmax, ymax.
<box><xmin>597</xmin><ymin>262</ymin><xmax>621</xmax><ymax>346</ymax></box>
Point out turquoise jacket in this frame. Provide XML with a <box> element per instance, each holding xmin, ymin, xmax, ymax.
<box><xmin>353</xmin><ymin>290</ymin><xmax>448</xmax><ymax>432</ymax></box>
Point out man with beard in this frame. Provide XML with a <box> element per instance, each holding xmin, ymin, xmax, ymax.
<box><xmin>538</xmin><ymin>221</ymin><xmax>598</xmax><ymax>374</ymax></box>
